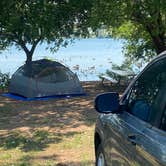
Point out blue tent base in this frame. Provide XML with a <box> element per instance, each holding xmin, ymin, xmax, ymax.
<box><xmin>2</xmin><ymin>93</ymin><xmax>87</xmax><ymax>101</ymax></box>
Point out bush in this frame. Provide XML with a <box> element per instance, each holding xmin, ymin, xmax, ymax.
<box><xmin>0</xmin><ymin>72</ymin><xmax>10</xmax><ymax>91</ymax></box>
<box><xmin>98</xmin><ymin>63</ymin><xmax>135</xmax><ymax>85</ymax></box>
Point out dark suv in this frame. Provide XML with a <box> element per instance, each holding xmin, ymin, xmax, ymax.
<box><xmin>94</xmin><ymin>51</ymin><xmax>166</xmax><ymax>166</ymax></box>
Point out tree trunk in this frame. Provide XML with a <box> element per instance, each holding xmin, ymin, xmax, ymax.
<box><xmin>145</xmin><ymin>25</ymin><xmax>165</xmax><ymax>55</ymax></box>
<box><xmin>26</xmin><ymin>52</ymin><xmax>33</xmax><ymax>65</ymax></box>
<box><xmin>151</xmin><ymin>36</ymin><xmax>166</xmax><ymax>55</ymax></box>
<box><xmin>19</xmin><ymin>39</ymin><xmax>40</xmax><ymax>65</ymax></box>
<box><xmin>24</xmin><ymin>51</ymin><xmax>33</xmax><ymax>77</ymax></box>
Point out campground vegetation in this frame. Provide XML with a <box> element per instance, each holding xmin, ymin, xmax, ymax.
<box><xmin>0</xmin><ymin>72</ymin><xmax>10</xmax><ymax>91</ymax></box>
<box><xmin>0</xmin><ymin>82</ymin><xmax>122</xmax><ymax>165</ymax></box>
<box><xmin>0</xmin><ymin>0</ymin><xmax>91</xmax><ymax>64</ymax></box>
<box><xmin>90</xmin><ymin>0</ymin><xmax>166</xmax><ymax>63</ymax></box>
<box><xmin>0</xmin><ymin>1</ymin><xmax>165</xmax><ymax>64</ymax></box>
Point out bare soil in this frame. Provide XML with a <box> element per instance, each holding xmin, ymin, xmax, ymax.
<box><xmin>0</xmin><ymin>81</ymin><xmax>126</xmax><ymax>166</ymax></box>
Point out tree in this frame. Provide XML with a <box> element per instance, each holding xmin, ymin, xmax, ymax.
<box><xmin>0</xmin><ymin>0</ymin><xmax>92</xmax><ymax>64</ymax></box>
<box><xmin>90</xmin><ymin>0</ymin><xmax>166</xmax><ymax>62</ymax></box>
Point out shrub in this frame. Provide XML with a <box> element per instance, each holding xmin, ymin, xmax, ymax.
<box><xmin>0</xmin><ymin>72</ymin><xmax>10</xmax><ymax>91</ymax></box>
<box><xmin>98</xmin><ymin>63</ymin><xmax>135</xmax><ymax>85</ymax></box>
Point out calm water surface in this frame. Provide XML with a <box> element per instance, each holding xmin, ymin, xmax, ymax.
<box><xmin>0</xmin><ymin>38</ymin><xmax>124</xmax><ymax>81</ymax></box>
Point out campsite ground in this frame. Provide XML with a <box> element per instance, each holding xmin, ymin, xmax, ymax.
<box><xmin>0</xmin><ymin>81</ymin><xmax>126</xmax><ymax>166</ymax></box>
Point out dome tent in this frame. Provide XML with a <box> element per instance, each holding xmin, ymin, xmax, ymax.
<box><xmin>9</xmin><ymin>59</ymin><xmax>84</xmax><ymax>98</ymax></box>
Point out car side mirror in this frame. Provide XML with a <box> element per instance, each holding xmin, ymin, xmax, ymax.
<box><xmin>95</xmin><ymin>92</ymin><xmax>120</xmax><ymax>114</ymax></box>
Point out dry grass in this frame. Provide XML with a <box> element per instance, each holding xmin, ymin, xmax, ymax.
<box><xmin>0</xmin><ymin>81</ymin><xmax>126</xmax><ymax>166</ymax></box>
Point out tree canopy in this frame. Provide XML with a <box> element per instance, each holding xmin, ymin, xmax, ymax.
<box><xmin>1</xmin><ymin>0</ymin><xmax>165</xmax><ymax>64</ymax></box>
<box><xmin>0</xmin><ymin>0</ymin><xmax>92</xmax><ymax>64</ymax></box>
<box><xmin>90</xmin><ymin>0</ymin><xmax>166</xmax><ymax>62</ymax></box>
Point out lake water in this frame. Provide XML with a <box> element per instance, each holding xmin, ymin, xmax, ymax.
<box><xmin>0</xmin><ymin>38</ymin><xmax>124</xmax><ymax>81</ymax></box>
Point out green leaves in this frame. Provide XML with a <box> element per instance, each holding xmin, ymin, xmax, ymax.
<box><xmin>112</xmin><ymin>21</ymin><xmax>156</xmax><ymax>62</ymax></box>
<box><xmin>0</xmin><ymin>0</ymin><xmax>92</xmax><ymax>61</ymax></box>
<box><xmin>90</xmin><ymin>0</ymin><xmax>166</xmax><ymax>63</ymax></box>
<box><xmin>1</xmin><ymin>0</ymin><xmax>165</xmax><ymax>63</ymax></box>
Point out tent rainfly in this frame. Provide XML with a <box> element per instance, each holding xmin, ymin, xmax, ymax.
<box><xmin>9</xmin><ymin>59</ymin><xmax>84</xmax><ymax>98</ymax></box>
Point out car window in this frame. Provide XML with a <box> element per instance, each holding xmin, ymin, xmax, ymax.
<box><xmin>160</xmin><ymin>106</ymin><xmax>166</xmax><ymax>131</ymax></box>
<box><xmin>127</xmin><ymin>58</ymin><xmax>166</xmax><ymax>122</ymax></box>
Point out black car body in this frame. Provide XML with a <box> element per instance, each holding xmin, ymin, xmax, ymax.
<box><xmin>94</xmin><ymin>51</ymin><xmax>166</xmax><ymax>166</ymax></box>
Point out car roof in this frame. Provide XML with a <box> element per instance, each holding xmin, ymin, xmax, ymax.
<box><xmin>140</xmin><ymin>51</ymin><xmax>166</xmax><ymax>75</ymax></box>
<box><xmin>149</xmin><ymin>51</ymin><xmax>166</xmax><ymax>65</ymax></box>
<box><xmin>134</xmin><ymin>50</ymin><xmax>166</xmax><ymax>79</ymax></box>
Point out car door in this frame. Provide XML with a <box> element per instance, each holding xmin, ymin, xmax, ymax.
<box><xmin>102</xmin><ymin>111</ymin><xmax>150</xmax><ymax>166</ymax></box>
<box><xmin>130</xmin><ymin>86</ymin><xmax>166</xmax><ymax>166</ymax></box>
<box><xmin>102</xmin><ymin>57</ymin><xmax>166</xmax><ymax>166</ymax></box>
<box><xmin>124</xmin><ymin>57</ymin><xmax>166</xmax><ymax>166</ymax></box>
<box><xmin>134</xmin><ymin>113</ymin><xmax>166</xmax><ymax>166</ymax></box>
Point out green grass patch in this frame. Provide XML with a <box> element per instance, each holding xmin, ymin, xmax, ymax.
<box><xmin>0</xmin><ymin>129</ymin><xmax>95</xmax><ymax>166</ymax></box>
<box><xmin>56</xmin><ymin>130</ymin><xmax>94</xmax><ymax>154</ymax></box>
<box><xmin>0</xmin><ymin>130</ymin><xmax>53</xmax><ymax>151</ymax></box>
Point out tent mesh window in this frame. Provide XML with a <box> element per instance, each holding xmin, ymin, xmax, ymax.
<box><xmin>37</xmin><ymin>67</ymin><xmax>74</xmax><ymax>83</ymax></box>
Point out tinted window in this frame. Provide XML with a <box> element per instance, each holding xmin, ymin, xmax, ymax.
<box><xmin>160</xmin><ymin>107</ymin><xmax>166</xmax><ymax>131</ymax></box>
<box><xmin>127</xmin><ymin>58</ymin><xmax>166</xmax><ymax>122</ymax></box>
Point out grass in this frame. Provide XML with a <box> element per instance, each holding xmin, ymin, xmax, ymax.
<box><xmin>0</xmin><ymin>82</ymin><xmax>125</xmax><ymax>165</ymax></box>
<box><xmin>0</xmin><ymin>101</ymin><xmax>96</xmax><ymax>165</ymax></box>
<box><xmin>0</xmin><ymin>129</ymin><xmax>95</xmax><ymax>166</ymax></box>
<box><xmin>1</xmin><ymin>130</ymin><xmax>53</xmax><ymax>151</ymax></box>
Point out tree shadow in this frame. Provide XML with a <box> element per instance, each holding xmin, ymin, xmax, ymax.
<box><xmin>12</xmin><ymin>153</ymin><xmax>59</xmax><ymax>166</ymax></box>
<box><xmin>0</xmin><ymin>82</ymin><xmax>126</xmax><ymax>164</ymax></box>
<box><xmin>56</xmin><ymin>160</ymin><xmax>94</xmax><ymax>166</ymax></box>
<box><xmin>0</xmin><ymin>129</ymin><xmax>82</xmax><ymax>152</ymax></box>
<box><xmin>0</xmin><ymin>82</ymin><xmax>126</xmax><ymax>130</ymax></box>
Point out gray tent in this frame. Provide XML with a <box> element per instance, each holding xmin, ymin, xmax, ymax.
<box><xmin>9</xmin><ymin>59</ymin><xmax>84</xmax><ymax>98</ymax></box>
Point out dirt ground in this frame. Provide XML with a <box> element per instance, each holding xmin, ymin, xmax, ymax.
<box><xmin>0</xmin><ymin>81</ymin><xmax>126</xmax><ymax>166</ymax></box>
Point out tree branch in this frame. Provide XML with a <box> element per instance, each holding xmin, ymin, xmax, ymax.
<box><xmin>19</xmin><ymin>40</ymin><xmax>30</xmax><ymax>55</ymax></box>
<box><xmin>30</xmin><ymin>38</ymin><xmax>41</xmax><ymax>55</ymax></box>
